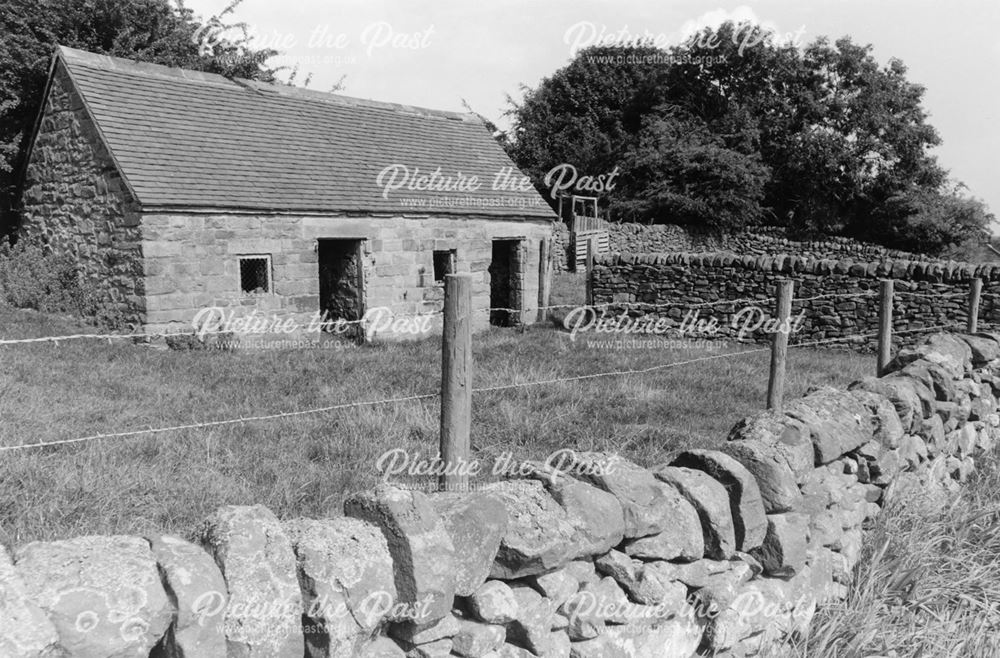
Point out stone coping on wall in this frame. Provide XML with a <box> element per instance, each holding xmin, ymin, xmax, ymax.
<box><xmin>2</xmin><ymin>331</ymin><xmax>999</xmax><ymax>657</ymax></box>
<box><xmin>597</xmin><ymin>251</ymin><xmax>1000</xmax><ymax>284</ymax></box>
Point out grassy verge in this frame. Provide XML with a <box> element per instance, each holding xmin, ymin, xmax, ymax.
<box><xmin>780</xmin><ymin>451</ymin><xmax>1000</xmax><ymax>657</ymax></box>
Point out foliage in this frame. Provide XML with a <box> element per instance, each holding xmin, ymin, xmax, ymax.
<box><xmin>0</xmin><ymin>0</ymin><xmax>279</xmax><ymax>236</ymax></box>
<box><xmin>613</xmin><ymin>108</ymin><xmax>770</xmax><ymax>230</ymax></box>
<box><xmin>0</xmin><ymin>237</ymin><xmax>131</xmax><ymax>327</ymax></box>
<box><xmin>505</xmin><ymin>22</ymin><xmax>992</xmax><ymax>253</ymax></box>
<box><xmin>0</xmin><ymin>237</ymin><xmax>84</xmax><ymax>313</ymax></box>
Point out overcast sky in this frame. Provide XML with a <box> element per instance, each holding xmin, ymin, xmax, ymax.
<box><xmin>184</xmin><ymin>0</ymin><xmax>999</xmax><ymax>221</ymax></box>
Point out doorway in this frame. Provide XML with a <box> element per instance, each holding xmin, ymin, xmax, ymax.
<box><xmin>489</xmin><ymin>238</ymin><xmax>524</xmax><ymax>327</ymax></box>
<box><xmin>318</xmin><ymin>239</ymin><xmax>365</xmax><ymax>336</ymax></box>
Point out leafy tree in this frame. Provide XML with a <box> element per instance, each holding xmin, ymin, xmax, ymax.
<box><xmin>504</xmin><ymin>21</ymin><xmax>991</xmax><ymax>254</ymax></box>
<box><xmin>0</xmin><ymin>0</ymin><xmax>278</xmax><ymax>236</ymax></box>
<box><xmin>612</xmin><ymin>108</ymin><xmax>769</xmax><ymax>230</ymax></box>
<box><xmin>870</xmin><ymin>185</ymin><xmax>993</xmax><ymax>257</ymax></box>
<box><xmin>503</xmin><ymin>44</ymin><xmax>670</xmax><ymax>196</ymax></box>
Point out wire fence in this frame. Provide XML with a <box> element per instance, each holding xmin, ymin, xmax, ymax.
<box><xmin>0</xmin><ymin>319</ymin><xmax>964</xmax><ymax>453</ymax></box>
<box><xmin>0</xmin><ymin>276</ymin><xmax>977</xmax><ymax>454</ymax></box>
<box><xmin>0</xmin><ymin>288</ymin><xmax>965</xmax><ymax>346</ymax></box>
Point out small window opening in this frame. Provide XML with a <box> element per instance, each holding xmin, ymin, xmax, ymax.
<box><xmin>433</xmin><ymin>250</ymin><xmax>455</xmax><ymax>283</ymax></box>
<box><xmin>240</xmin><ymin>256</ymin><xmax>271</xmax><ymax>294</ymax></box>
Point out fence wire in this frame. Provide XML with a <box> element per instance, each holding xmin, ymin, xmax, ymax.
<box><xmin>0</xmin><ymin>319</ymin><xmax>965</xmax><ymax>453</ymax></box>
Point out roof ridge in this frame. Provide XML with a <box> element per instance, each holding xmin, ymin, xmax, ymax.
<box><xmin>56</xmin><ymin>45</ymin><xmax>480</xmax><ymax>123</ymax></box>
<box><xmin>57</xmin><ymin>45</ymin><xmax>238</xmax><ymax>89</ymax></box>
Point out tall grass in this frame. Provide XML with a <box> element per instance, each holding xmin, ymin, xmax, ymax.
<box><xmin>782</xmin><ymin>454</ymin><xmax>1000</xmax><ymax>657</ymax></box>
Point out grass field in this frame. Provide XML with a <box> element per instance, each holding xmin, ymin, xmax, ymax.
<box><xmin>0</xmin><ymin>273</ymin><xmax>874</xmax><ymax>545</ymax></box>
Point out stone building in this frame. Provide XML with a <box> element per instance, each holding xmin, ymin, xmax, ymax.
<box><xmin>19</xmin><ymin>46</ymin><xmax>556</xmax><ymax>338</ymax></box>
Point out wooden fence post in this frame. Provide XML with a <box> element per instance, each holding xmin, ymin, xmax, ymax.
<box><xmin>968</xmin><ymin>278</ymin><xmax>983</xmax><ymax>333</ymax></box>
<box><xmin>440</xmin><ymin>273</ymin><xmax>472</xmax><ymax>492</ymax></box>
<box><xmin>877</xmin><ymin>279</ymin><xmax>894</xmax><ymax>377</ymax></box>
<box><xmin>538</xmin><ymin>237</ymin><xmax>551</xmax><ymax>322</ymax></box>
<box><xmin>585</xmin><ymin>236</ymin><xmax>596</xmax><ymax>305</ymax></box>
<box><xmin>766</xmin><ymin>279</ymin><xmax>794</xmax><ymax>411</ymax></box>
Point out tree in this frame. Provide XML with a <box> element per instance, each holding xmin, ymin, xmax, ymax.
<box><xmin>0</xmin><ymin>0</ymin><xmax>279</xmax><ymax>237</ymax></box>
<box><xmin>612</xmin><ymin>108</ymin><xmax>769</xmax><ymax>230</ymax></box>
<box><xmin>871</xmin><ymin>185</ymin><xmax>993</xmax><ymax>256</ymax></box>
<box><xmin>503</xmin><ymin>44</ymin><xmax>670</xmax><ymax>200</ymax></box>
<box><xmin>504</xmin><ymin>21</ymin><xmax>990</xmax><ymax>255</ymax></box>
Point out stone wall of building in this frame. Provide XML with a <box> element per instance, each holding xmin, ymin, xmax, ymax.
<box><xmin>2</xmin><ymin>331</ymin><xmax>996</xmax><ymax>657</ymax></box>
<box><xmin>590</xmin><ymin>252</ymin><xmax>1000</xmax><ymax>349</ymax></box>
<box><xmin>19</xmin><ymin>62</ymin><xmax>145</xmax><ymax>326</ymax></box>
<box><xmin>550</xmin><ymin>221</ymin><xmax>570</xmax><ymax>273</ymax></box>
<box><xmin>141</xmin><ymin>213</ymin><xmax>553</xmax><ymax>339</ymax></box>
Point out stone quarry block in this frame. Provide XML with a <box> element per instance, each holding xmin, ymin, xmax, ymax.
<box><xmin>848</xmin><ymin>389</ymin><xmax>904</xmax><ymax>449</ymax></box>
<box><xmin>390</xmin><ymin>613</ymin><xmax>460</xmax><ymax>646</ymax></box>
<box><xmin>559</xmin><ymin>578</ymin><xmax>627</xmax><ymax>641</ymax></box>
<box><xmin>620</xmin><ymin>523</ymin><xmax>705</xmax><ymax>562</ymax></box>
<box><xmin>452</xmin><ymin>618</ymin><xmax>506</xmax><ymax>657</ymax></box>
<box><xmin>900</xmin><ymin>360</ymin><xmax>957</xmax><ymax>402</ymax></box>
<box><xmin>345</xmin><ymin>485</ymin><xmax>456</xmax><ymax>624</ymax></box>
<box><xmin>148</xmin><ymin>534</ymin><xmax>228</xmax><ymax>658</ymax></box>
<box><xmin>670</xmin><ymin>449</ymin><xmax>768</xmax><ymax>551</ymax></box>
<box><xmin>283</xmin><ymin>517</ymin><xmax>397</xmax><ymax>657</ymax></box>
<box><xmin>918</xmin><ymin>414</ymin><xmax>947</xmax><ymax>453</ymax></box>
<box><xmin>886</xmin><ymin>333</ymin><xmax>972</xmax><ymax>379</ymax></box>
<box><xmin>430</xmin><ymin>491</ymin><xmax>508</xmax><ymax>596</ymax></box>
<box><xmin>603</xmin><ymin>613</ymin><xmax>703</xmax><ymax>658</ymax></box>
<box><xmin>721</xmin><ymin>439</ymin><xmax>802</xmax><ymax>513</ymax></box>
<box><xmin>16</xmin><ymin>535</ymin><xmax>173</xmax><ymax>658</ymax></box>
<box><xmin>506</xmin><ymin>584</ymin><xmax>556</xmax><ymax>654</ymax></box>
<box><xmin>527</xmin><ymin>568</ymin><xmax>578</xmax><ymax>609</ymax></box>
<box><xmin>917</xmin><ymin>333</ymin><xmax>974</xmax><ymax>377</ymax></box>
<box><xmin>566</xmin><ymin>635</ymin><xmax>628</xmax><ymax>658</ymax></box>
<box><xmin>559</xmin><ymin>452</ymin><xmax>683</xmax><ymax>539</ymax></box>
<box><xmin>357</xmin><ymin>636</ymin><xmax>407</xmax><ymax>657</ymax></box>
<box><xmin>562</xmin><ymin>560</ymin><xmax>600</xmax><ymax>589</ymax></box>
<box><xmin>702</xmin><ymin>576</ymin><xmax>804</xmax><ymax>652</ymax></box>
<box><xmin>595</xmin><ymin>551</ymin><xmax>687</xmax><ymax>609</ymax></box>
<box><xmin>0</xmin><ymin>546</ymin><xmax>61</xmax><ymax>658</ymax></box>
<box><xmin>546</xmin><ymin>630</ymin><xmax>571</xmax><ymax>658</ymax></box>
<box><xmin>726</xmin><ymin>411</ymin><xmax>814</xmax><ymax>477</ymax></box>
<box><xmin>959</xmin><ymin>333</ymin><xmax>1000</xmax><ymax>366</ymax></box>
<box><xmin>486</xmin><ymin>479</ymin><xmax>577</xmax><ymax>579</ymax></box>
<box><xmin>655</xmin><ymin>466</ymin><xmax>736</xmax><ymax>560</ymax></box>
<box><xmin>809</xmin><ymin>510</ymin><xmax>842</xmax><ymax>549</ymax></box>
<box><xmin>898</xmin><ymin>434</ymin><xmax>929</xmax><ymax>468</ymax></box>
<box><xmin>956</xmin><ymin>423</ymin><xmax>978</xmax><ymax>457</ymax></box>
<box><xmin>870</xmin><ymin>448</ymin><xmax>902</xmax><ymax>485</ymax></box>
<box><xmin>407</xmin><ymin>637</ymin><xmax>453</xmax><ymax>657</ymax></box>
<box><xmin>469</xmin><ymin>580</ymin><xmax>518</xmax><ymax>625</ymax></box>
<box><xmin>751</xmin><ymin>513</ymin><xmax>809</xmax><ymax>578</ymax></box>
<box><xmin>200</xmin><ymin>505</ymin><xmax>304</xmax><ymax>657</ymax></box>
<box><xmin>835</xmin><ymin>528</ymin><xmax>864</xmax><ymax>573</ymax></box>
<box><xmin>783</xmin><ymin>387</ymin><xmax>874</xmax><ymax>465</ymax></box>
<box><xmin>685</xmin><ymin>561</ymin><xmax>753</xmax><ymax>618</ymax></box>
<box><xmin>849</xmin><ymin>378</ymin><xmax>925</xmax><ymax>433</ymax></box>
<box><xmin>886</xmin><ymin>374</ymin><xmax>938</xmax><ymax>420</ymax></box>
<box><xmin>540</xmin><ymin>472</ymin><xmax>626</xmax><ymax>559</ymax></box>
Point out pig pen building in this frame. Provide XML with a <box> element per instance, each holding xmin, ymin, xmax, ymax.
<box><xmin>18</xmin><ymin>46</ymin><xmax>557</xmax><ymax>338</ymax></box>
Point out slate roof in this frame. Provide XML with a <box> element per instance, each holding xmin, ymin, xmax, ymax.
<box><xmin>47</xmin><ymin>46</ymin><xmax>555</xmax><ymax>219</ymax></box>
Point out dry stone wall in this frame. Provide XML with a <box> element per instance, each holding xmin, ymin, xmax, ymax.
<box><xmin>604</xmin><ymin>225</ymin><xmax>927</xmax><ymax>263</ymax></box>
<box><xmin>3</xmin><ymin>331</ymin><xmax>999</xmax><ymax>657</ymax></box>
<box><xmin>591</xmin><ymin>252</ymin><xmax>1000</xmax><ymax>349</ymax></box>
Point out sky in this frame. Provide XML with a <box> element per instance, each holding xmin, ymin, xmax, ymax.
<box><xmin>184</xmin><ymin>0</ymin><xmax>999</xmax><ymax>222</ymax></box>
